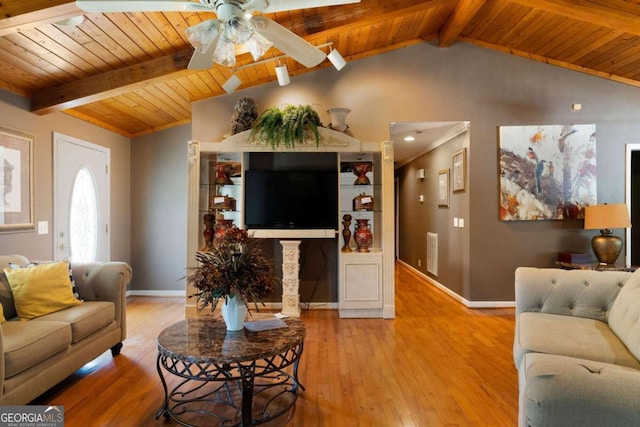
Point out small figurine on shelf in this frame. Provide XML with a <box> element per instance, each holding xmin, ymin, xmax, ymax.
<box><xmin>209</xmin><ymin>194</ymin><xmax>236</xmax><ymax>211</ymax></box>
<box><xmin>341</xmin><ymin>214</ymin><xmax>353</xmax><ymax>252</ymax></box>
<box><xmin>353</xmin><ymin>193</ymin><xmax>374</xmax><ymax>211</ymax></box>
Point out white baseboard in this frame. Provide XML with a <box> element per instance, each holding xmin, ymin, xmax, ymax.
<box><xmin>397</xmin><ymin>260</ymin><xmax>515</xmax><ymax>309</ymax></box>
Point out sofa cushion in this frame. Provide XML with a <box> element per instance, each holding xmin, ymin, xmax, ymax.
<box><xmin>520</xmin><ymin>352</ymin><xmax>640</xmax><ymax>427</ymax></box>
<box><xmin>514</xmin><ymin>267</ymin><xmax>630</xmax><ymax>321</ymax></box>
<box><xmin>3</xmin><ymin>261</ymin><xmax>82</xmax><ymax>320</ymax></box>
<box><xmin>33</xmin><ymin>301</ymin><xmax>115</xmax><ymax>343</ymax></box>
<box><xmin>609</xmin><ymin>269</ymin><xmax>640</xmax><ymax>361</ymax></box>
<box><xmin>1</xmin><ymin>320</ymin><xmax>71</xmax><ymax>378</ymax></box>
<box><xmin>515</xmin><ymin>312</ymin><xmax>640</xmax><ymax>369</ymax></box>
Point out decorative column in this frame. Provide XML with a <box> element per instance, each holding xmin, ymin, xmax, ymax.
<box><xmin>280</xmin><ymin>240</ymin><xmax>301</xmax><ymax>317</ymax></box>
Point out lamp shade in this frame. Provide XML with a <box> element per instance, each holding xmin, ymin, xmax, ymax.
<box><xmin>584</xmin><ymin>204</ymin><xmax>631</xmax><ymax>230</ymax></box>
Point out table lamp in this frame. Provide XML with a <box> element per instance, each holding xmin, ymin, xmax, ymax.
<box><xmin>584</xmin><ymin>203</ymin><xmax>632</xmax><ymax>265</ymax></box>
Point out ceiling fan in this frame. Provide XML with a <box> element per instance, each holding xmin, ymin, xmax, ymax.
<box><xmin>75</xmin><ymin>0</ymin><xmax>360</xmax><ymax>70</ymax></box>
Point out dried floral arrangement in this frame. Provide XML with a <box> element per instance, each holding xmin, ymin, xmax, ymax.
<box><xmin>186</xmin><ymin>226</ymin><xmax>278</xmax><ymax>312</ymax></box>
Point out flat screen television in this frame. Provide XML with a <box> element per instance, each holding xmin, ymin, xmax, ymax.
<box><xmin>244</xmin><ymin>170</ymin><xmax>338</xmax><ymax>230</ymax></box>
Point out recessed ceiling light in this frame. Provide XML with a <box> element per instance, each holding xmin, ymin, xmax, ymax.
<box><xmin>404</xmin><ymin>136</ymin><xmax>415</xmax><ymax>142</ymax></box>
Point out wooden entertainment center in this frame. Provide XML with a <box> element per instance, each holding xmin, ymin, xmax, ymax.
<box><xmin>185</xmin><ymin>128</ymin><xmax>395</xmax><ymax>319</ymax></box>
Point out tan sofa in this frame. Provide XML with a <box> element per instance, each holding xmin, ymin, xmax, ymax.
<box><xmin>514</xmin><ymin>267</ymin><xmax>640</xmax><ymax>427</ymax></box>
<box><xmin>0</xmin><ymin>254</ymin><xmax>131</xmax><ymax>405</ymax></box>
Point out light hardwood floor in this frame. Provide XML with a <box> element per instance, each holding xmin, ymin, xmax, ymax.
<box><xmin>37</xmin><ymin>263</ymin><xmax>519</xmax><ymax>426</ymax></box>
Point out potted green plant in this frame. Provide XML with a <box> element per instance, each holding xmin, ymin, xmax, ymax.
<box><xmin>249</xmin><ymin>104</ymin><xmax>322</xmax><ymax>148</ymax></box>
<box><xmin>186</xmin><ymin>226</ymin><xmax>278</xmax><ymax>330</ymax></box>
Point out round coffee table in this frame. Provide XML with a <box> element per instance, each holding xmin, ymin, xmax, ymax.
<box><xmin>155</xmin><ymin>315</ymin><xmax>305</xmax><ymax>426</ymax></box>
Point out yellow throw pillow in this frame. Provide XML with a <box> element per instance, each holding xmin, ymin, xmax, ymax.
<box><xmin>0</xmin><ymin>303</ymin><xmax>4</xmax><ymax>322</ymax></box>
<box><xmin>3</xmin><ymin>261</ymin><xmax>82</xmax><ymax>320</ymax></box>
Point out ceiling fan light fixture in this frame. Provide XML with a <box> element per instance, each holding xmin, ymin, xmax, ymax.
<box><xmin>185</xmin><ymin>19</ymin><xmax>220</xmax><ymax>53</ymax></box>
<box><xmin>222</xmin><ymin>74</ymin><xmax>242</xmax><ymax>94</ymax></box>
<box><xmin>275</xmin><ymin>64</ymin><xmax>290</xmax><ymax>86</ymax></box>
<box><xmin>245</xmin><ymin>31</ymin><xmax>273</xmax><ymax>62</ymax></box>
<box><xmin>328</xmin><ymin>48</ymin><xmax>347</xmax><ymax>70</ymax></box>
<box><xmin>213</xmin><ymin>39</ymin><xmax>237</xmax><ymax>67</ymax></box>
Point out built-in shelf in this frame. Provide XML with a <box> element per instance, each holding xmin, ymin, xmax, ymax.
<box><xmin>249</xmin><ymin>229</ymin><xmax>337</xmax><ymax>239</ymax></box>
<box><xmin>186</xmin><ymin>132</ymin><xmax>395</xmax><ymax>319</ymax></box>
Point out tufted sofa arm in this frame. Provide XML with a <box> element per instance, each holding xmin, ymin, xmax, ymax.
<box><xmin>515</xmin><ymin>267</ymin><xmax>632</xmax><ymax>323</ymax></box>
<box><xmin>70</xmin><ymin>262</ymin><xmax>132</xmax><ymax>341</ymax></box>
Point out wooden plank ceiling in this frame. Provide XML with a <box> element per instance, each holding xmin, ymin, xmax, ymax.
<box><xmin>1</xmin><ymin>0</ymin><xmax>640</xmax><ymax>137</ymax></box>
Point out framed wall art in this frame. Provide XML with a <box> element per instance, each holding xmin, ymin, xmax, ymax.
<box><xmin>438</xmin><ymin>169</ymin><xmax>449</xmax><ymax>207</ymax></box>
<box><xmin>452</xmin><ymin>148</ymin><xmax>466</xmax><ymax>192</ymax></box>
<box><xmin>0</xmin><ymin>126</ymin><xmax>34</xmax><ymax>231</ymax></box>
<box><xmin>499</xmin><ymin>124</ymin><xmax>596</xmax><ymax>221</ymax></box>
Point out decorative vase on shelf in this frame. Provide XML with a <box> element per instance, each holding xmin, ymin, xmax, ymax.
<box><xmin>214</xmin><ymin>163</ymin><xmax>234</xmax><ymax>185</ymax></box>
<box><xmin>327</xmin><ymin>107</ymin><xmax>351</xmax><ymax>133</ymax></box>
<box><xmin>354</xmin><ymin>219</ymin><xmax>373</xmax><ymax>253</ymax></box>
<box><xmin>352</xmin><ymin>162</ymin><xmax>372</xmax><ymax>185</ymax></box>
<box><xmin>202</xmin><ymin>213</ymin><xmax>216</xmax><ymax>251</ymax></box>
<box><xmin>341</xmin><ymin>214</ymin><xmax>353</xmax><ymax>252</ymax></box>
<box><xmin>220</xmin><ymin>295</ymin><xmax>247</xmax><ymax>332</ymax></box>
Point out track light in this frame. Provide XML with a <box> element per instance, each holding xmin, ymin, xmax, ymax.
<box><xmin>275</xmin><ymin>63</ymin><xmax>290</xmax><ymax>86</ymax></box>
<box><xmin>222</xmin><ymin>74</ymin><xmax>241</xmax><ymax>94</ymax></box>
<box><xmin>328</xmin><ymin>48</ymin><xmax>347</xmax><ymax>71</ymax></box>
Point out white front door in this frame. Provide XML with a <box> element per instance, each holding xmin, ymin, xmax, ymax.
<box><xmin>54</xmin><ymin>133</ymin><xmax>110</xmax><ymax>262</ymax></box>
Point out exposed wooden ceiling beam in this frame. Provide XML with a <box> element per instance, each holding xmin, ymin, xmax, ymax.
<box><xmin>439</xmin><ymin>0</ymin><xmax>486</xmax><ymax>47</ymax></box>
<box><xmin>31</xmin><ymin>49</ymin><xmax>194</xmax><ymax>115</ymax></box>
<box><xmin>0</xmin><ymin>1</ymin><xmax>81</xmax><ymax>36</ymax></box>
<box><xmin>509</xmin><ymin>0</ymin><xmax>640</xmax><ymax>36</ymax></box>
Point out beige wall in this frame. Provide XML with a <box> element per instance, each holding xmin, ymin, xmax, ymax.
<box><xmin>0</xmin><ymin>91</ymin><xmax>131</xmax><ymax>263</ymax></box>
<box><xmin>4</xmin><ymin>40</ymin><xmax>639</xmax><ymax>300</ymax></box>
<box><xmin>130</xmin><ymin>125</ymin><xmax>190</xmax><ymax>292</ymax></box>
<box><xmin>193</xmin><ymin>41</ymin><xmax>640</xmax><ymax>302</ymax></box>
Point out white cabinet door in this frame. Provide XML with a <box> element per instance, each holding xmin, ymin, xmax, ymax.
<box><xmin>339</xmin><ymin>252</ymin><xmax>383</xmax><ymax>317</ymax></box>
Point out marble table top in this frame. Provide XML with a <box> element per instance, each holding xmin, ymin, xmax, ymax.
<box><xmin>157</xmin><ymin>314</ymin><xmax>305</xmax><ymax>364</ymax></box>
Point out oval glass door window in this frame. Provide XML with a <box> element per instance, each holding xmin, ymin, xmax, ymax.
<box><xmin>69</xmin><ymin>168</ymin><xmax>99</xmax><ymax>262</ymax></box>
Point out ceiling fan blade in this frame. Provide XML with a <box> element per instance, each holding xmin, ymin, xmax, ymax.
<box><xmin>250</xmin><ymin>16</ymin><xmax>326</xmax><ymax>68</ymax></box>
<box><xmin>76</xmin><ymin>0</ymin><xmax>211</xmax><ymax>13</ymax></box>
<box><xmin>188</xmin><ymin>38</ymin><xmax>220</xmax><ymax>69</ymax></box>
<box><xmin>247</xmin><ymin>0</ymin><xmax>360</xmax><ymax>14</ymax></box>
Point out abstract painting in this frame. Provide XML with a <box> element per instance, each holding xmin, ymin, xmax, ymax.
<box><xmin>499</xmin><ymin>124</ymin><xmax>596</xmax><ymax>221</ymax></box>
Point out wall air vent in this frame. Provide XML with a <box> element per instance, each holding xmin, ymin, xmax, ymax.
<box><xmin>427</xmin><ymin>232</ymin><xmax>438</xmax><ymax>276</ymax></box>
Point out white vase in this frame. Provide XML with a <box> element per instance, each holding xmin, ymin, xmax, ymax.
<box><xmin>220</xmin><ymin>296</ymin><xmax>248</xmax><ymax>332</ymax></box>
<box><xmin>327</xmin><ymin>107</ymin><xmax>351</xmax><ymax>132</ymax></box>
